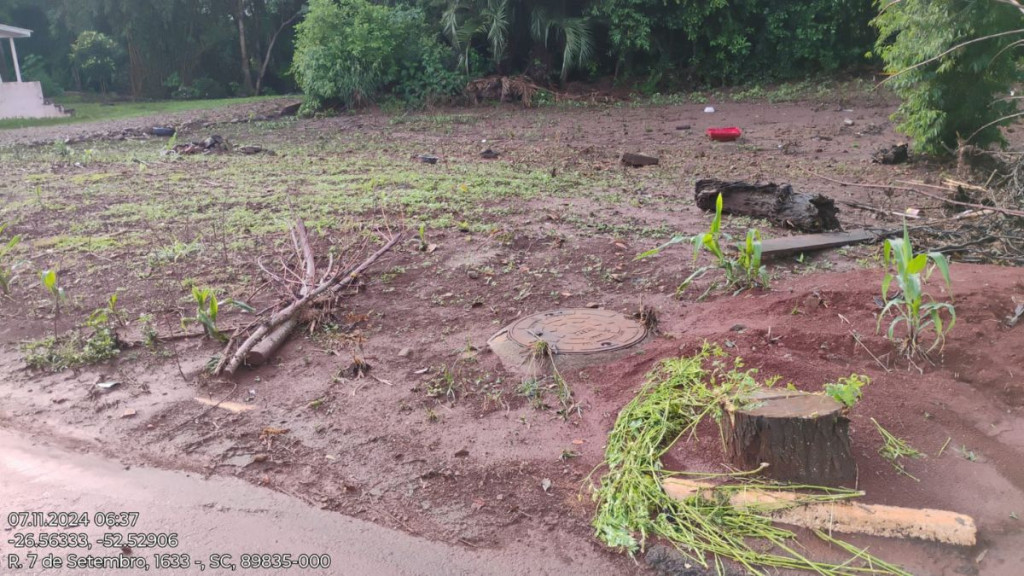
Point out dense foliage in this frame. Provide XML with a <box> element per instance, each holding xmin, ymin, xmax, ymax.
<box><xmin>872</xmin><ymin>0</ymin><xmax>1023</xmax><ymax>155</ymax></box>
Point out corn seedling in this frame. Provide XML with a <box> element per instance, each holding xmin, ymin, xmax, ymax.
<box><xmin>871</xmin><ymin>418</ymin><xmax>924</xmax><ymax>481</ymax></box>
<box><xmin>184</xmin><ymin>287</ymin><xmax>253</xmax><ymax>342</ymax></box>
<box><xmin>40</xmin><ymin>268</ymin><xmax>67</xmax><ymax>334</ymax></box>
<box><xmin>823</xmin><ymin>374</ymin><xmax>870</xmax><ymax>409</ymax></box>
<box><xmin>589</xmin><ymin>344</ymin><xmax>909</xmax><ymax>575</ymax></box>
<box><xmin>638</xmin><ymin>193</ymin><xmax>768</xmax><ymax>297</ymax></box>
<box><xmin>0</xmin><ymin>223</ymin><xmax>22</xmax><ymax>295</ymax></box>
<box><xmin>878</xmin><ymin>223</ymin><xmax>955</xmax><ymax>359</ymax></box>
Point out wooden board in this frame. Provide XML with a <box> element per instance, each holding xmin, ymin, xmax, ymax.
<box><xmin>760</xmin><ymin>229</ymin><xmax>877</xmax><ymax>258</ymax></box>
<box><xmin>662</xmin><ymin>478</ymin><xmax>977</xmax><ymax>546</ymax></box>
<box><xmin>620</xmin><ymin>152</ymin><xmax>659</xmax><ymax>167</ymax></box>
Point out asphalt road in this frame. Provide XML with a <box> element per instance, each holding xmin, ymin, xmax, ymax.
<box><xmin>0</xmin><ymin>428</ymin><xmax>625</xmax><ymax>576</ymax></box>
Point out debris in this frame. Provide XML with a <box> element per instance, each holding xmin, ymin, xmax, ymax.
<box><xmin>251</xmin><ymin>453</ymin><xmax>269</xmax><ymax>463</ymax></box>
<box><xmin>703</xmin><ymin>106</ymin><xmax>715</xmax><ymax>114</ymax></box>
<box><xmin>843</xmin><ymin>118</ymin><xmax>855</xmax><ymax>126</ymax></box>
<box><xmin>706</xmin><ymin>127</ymin><xmax>742</xmax><ymax>142</ymax></box>
<box><xmin>397</xmin><ymin>347</ymin><xmax>413</xmax><ymax>358</ymax></box>
<box><xmin>464</xmin><ymin>75</ymin><xmax>541</xmax><ymax>106</ymax></box>
<box><xmin>150</xmin><ymin>127</ymin><xmax>176</xmax><ymax>137</ymax></box>
<box><xmin>238</xmin><ymin>145</ymin><xmax>266</xmax><ymax>155</ymax></box>
<box><xmin>873</xmin><ymin>143</ymin><xmax>909</xmax><ymax>165</ymax></box>
<box><xmin>454</xmin><ymin>448</ymin><xmax>469</xmax><ymax>458</ymax></box>
<box><xmin>541</xmin><ymin>478</ymin><xmax>552</xmax><ymax>493</ymax></box>
<box><xmin>723</xmin><ymin>389</ymin><xmax>855</xmax><ymax>486</ymax></box>
<box><xmin>169</xmin><ymin>134</ymin><xmax>231</xmax><ymax>155</ymax></box>
<box><xmin>694</xmin><ymin>179</ymin><xmax>841</xmax><ymax>232</ymax></box>
<box><xmin>96</xmin><ymin>381</ymin><xmax>120</xmax><ymax>390</ymax></box>
<box><xmin>194</xmin><ymin>396</ymin><xmax>257</xmax><ymax>413</ymax></box>
<box><xmin>480</xmin><ymin>149</ymin><xmax>499</xmax><ymax>159</ymax></box>
<box><xmin>279</xmin><ymin>102</ymin><xmax>301</xmax><ymax>117</ymax></box>
<box><xmin>122</xmin><ymin>408</ymin><xmax>137</xmax><ymax>418</ymax></box>
<box><xmin>662</xmin><ymin>478</ymin><xmax>977</xmax><ymax>546</ymax></box>
<box><xmin>760</xmin><ymin>229</ymin><xmax>877</xmax><ymax>259</ymax></box>
<box><xmin>620</xmin><ymin>152</ymin><xmax>659</xmax><ymax>167</ymax></box>
<box><xmin>675</xmin><ymin>124</ymin><xmax>691</xmax><ymax>131</ymax></box>
<box><xmin>417</xmin><ymin>154</ymin><xmax>438</xmax><ymax>164</ymax></box>
<box><xmin>1006</xmin><ymin>303</ymin><xmax>1024</xmax><ymax>328</ymax></box>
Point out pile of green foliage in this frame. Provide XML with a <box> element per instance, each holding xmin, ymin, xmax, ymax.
<box><xmin>873</xmin><ymin>0</ymin><xmax>1023</xmax><ymax>155</ymax></box>
<box><xmin>292</xmin><ymin>0</ymin><xmax>466</xmax><ymax>111</ymax></box>
<box><xmin>590</xmin><ymin>344</ymin><xmax>910</xmax><ymax>575</ymax></box>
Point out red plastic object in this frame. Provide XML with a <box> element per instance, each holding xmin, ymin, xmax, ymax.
<box><xmin>706</xmin><ymin>127</ymin><xmax>742</xmax><ymax>142</ymax></box>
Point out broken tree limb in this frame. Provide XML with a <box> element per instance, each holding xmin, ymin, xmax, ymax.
<box><xmin>694</xmin><ymin>179</ymin><xmax>841</xmax><ymax>232</ymax></box>
<box><xmin>662</xmin><ymin>478</ymin><xmax>977</xmax><ymax>546</ymax></box>
<box><xmin>218</xmin><ymin>230</ymin><xmax>403</xmax><ymax>376</ymax></box>
<box><xmin>760</xmin><ymin>229</ymin><xmax>878</xmax><ymax>259</ymax></box>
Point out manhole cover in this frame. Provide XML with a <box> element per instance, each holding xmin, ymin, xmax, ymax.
<box><xmin>505</xmin><ymin>309</ymin><xmax>647</xmax><ymax>355</ymax></box>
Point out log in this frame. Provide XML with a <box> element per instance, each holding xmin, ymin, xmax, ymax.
<box><xmin>662</xmin><ymin>478</ymin><xmax>976</xmax><ymax>546</ymax></box>
<box><xmin>759</xmin><ymin>229</ymin><xmax>877</xmax><ymax>259</ymax></box>
<box><xmin>621</xmin><ymin>152</ymin><xmax>659</xmax><ymax>167</ymax></box>
<box><xmin>694</xmin><ymin>179</ymin><xmax>840</xmax><ymax>232</ymax></box>
<box><xmin>244</xmin><ymin>317</ymin><xmax>298</xmax><ymax>367</ymax></box>
<box><xmin>723</xmin><ymin>389</ymin><xmax>856</xmax><ymax>487</ymax></box>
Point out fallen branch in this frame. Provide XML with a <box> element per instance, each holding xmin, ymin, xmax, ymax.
<box><xmin>217</xmin><ymin>227</ymin><xmax>403</xmax><ymax>376</ymax></box>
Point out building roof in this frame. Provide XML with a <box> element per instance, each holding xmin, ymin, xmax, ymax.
<box><xmin>0</xmin><ymin>24</ymin><xmax>32</xmax><ymax>39</ymax></box>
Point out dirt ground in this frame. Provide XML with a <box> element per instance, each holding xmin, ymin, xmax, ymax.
<box><xmin>1</xmin><ymin>87</ymin><xmax>1022</xmax><ymax>575</ymax></box>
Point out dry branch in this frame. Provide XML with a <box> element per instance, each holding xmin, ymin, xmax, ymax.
<box><xmin>216</xmin><ymin>225</ymin><xmax>403</xmax><ymax>376</ymax></box>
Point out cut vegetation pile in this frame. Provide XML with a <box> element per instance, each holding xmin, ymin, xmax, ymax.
<box><xmin>589</xmin><ymin>344</ymin><xmax>910</xmax><ymax>575</ymax></box>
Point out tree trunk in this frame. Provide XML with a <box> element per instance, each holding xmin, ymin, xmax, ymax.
<box><xmin>723</xmin><ymin>389</ymin><xmax>856</xmax><ymax>487</ymax></box>
<box><xmin>255</xmin><ymin>10</ymin><xmax>302</xmax><ymax>96</ymax></box>
<box><xmin>237</xmin><ymin>0</ymin><xmax>254</xmax><ymax>96</ymax></box>
<box><xmin>694</xmin><ymin>179</ymin><xmax>841</xmax><ymax>232</ymax></box>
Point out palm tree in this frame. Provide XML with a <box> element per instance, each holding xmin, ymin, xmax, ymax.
<box><xmin>530</xmin><ymin>6</ymin><xmax>594</xmax><ymax>85</ymax></box>
<box><xmin>441</xmin><ymin>0</ymin><xmax>512</xmax><ymax>73</ymax></box>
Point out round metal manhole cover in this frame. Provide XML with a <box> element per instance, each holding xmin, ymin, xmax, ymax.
<box><xmin>506</xmin><ymin>309</ymin><xmax>647</xmax><ymax>355</ymax></box>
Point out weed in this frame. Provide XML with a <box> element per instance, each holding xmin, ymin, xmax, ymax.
<box><xmin>0</xmin><ymin>223</ymin><xmax>22</xmax><ymax>295</ymax></box>
<box><xmin>823</xmin><ymin>374</ymin><xmax>870</xmax><ymax>409</ymax></box>
<box><xmin>525</xmin><ymin>338</ymin><xmax>579</xmax><ymax>418</ymax></box>
<box><xmin>147</xmin><ymin>240</ymin><xmax>202</xmax><ymax>267</ymax></box>
<box><xmin>958</xmin><ymin>445</ymin><xmax>978</xmax><ymax>462</ymax></box>
<box><xmin>23</xmin><ymin>301</ymin><xmax>121</xmax><ymax>372</ymax></box>
<box><xmin>137</xmin><ymin>313</ymin><xmax>159</xmax><ymax>348</ymax></box>
<box><xmin>878</xmin><ymin>223</ymin><xmax>955</xmax><ymax>359</ymax></box>
<box><xmin>871</xmin><ymin>418</ymin><xmax>924</xmax><ymax>481</ymax></box>
<box><xmin>427</xmin><ymin>363</ymin><xmax>460</xmax><ymax>401</ymax></box>
<box><xmin>183</xmin><ymin>287</ymin><xmax>253</xmax><ymax>342</ymax></box>
<box><xmin>426</xmin><ymin>407</ymin><xmax>440</xmax><ymax>423</ymax></box>
<box><xmin>639</xmin><ymin>193</ymin><xmax>768</xmax><ymax>297</ymax></box>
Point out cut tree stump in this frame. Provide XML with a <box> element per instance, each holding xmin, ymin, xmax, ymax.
<box><xmin>694</xmin><ymin>179</ymin><xmax>840</xmax><ymax>232</ymax></box>
<box><xmin>724</xmin><ymin>389</ymin><xmax>856</xmax><ymax>487</ymax></box>
<box><xmin>662</xmin><ymin>479</ymin><xmax>977</xmax><ymax>546</ymax></box>
<box><xmin>621</xmin><ymin>152</ymin><xmax>659</xmax><ymax>167</ymax></box>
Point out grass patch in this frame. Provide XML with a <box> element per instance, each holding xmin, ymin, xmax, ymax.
<box><xmin>22</xmin><ymin>310</ymin><xmax>120</xmax><ymax>372</ymax></box>
<box><xmin>0</xmin><ymin>94</ymin><xmax>283</xmax><ymax>130</ymax></box>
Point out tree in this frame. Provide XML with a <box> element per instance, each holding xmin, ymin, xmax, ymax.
<box><xmin>873</xmin><ymin>0</ymin><xmax>1023</xmax><ymax>155</ymax></box>
<box><xmin>70</xmin><ymin>30</ymin><xmax>122</xmax><ymax>92</ymax></box>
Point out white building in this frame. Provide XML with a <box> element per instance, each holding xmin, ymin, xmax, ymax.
<box><xmin>0</xmin><ymin>23</ymin><xmax>67</xmax><ymax>120</ymax></box>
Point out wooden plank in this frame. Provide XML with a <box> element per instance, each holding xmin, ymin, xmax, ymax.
<box><xmin>760</xmin><ymin>229</ymin><xmax>877</xmax><ymax>258</ymax></box>
<box><xmin>663</xmin><ymin>478</ymin><xmax>976</xmax><ymax>546</ymax></box>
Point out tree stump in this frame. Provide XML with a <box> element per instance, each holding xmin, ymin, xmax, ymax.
<box><xmin>723</xmin><ymin>390</ymin><xmax>856</xmax><ymax>487</ymax></box>
<box><xmin>694</xmin><ymin>179</ymin><xmax>841</xmax><ymax>232</ymax></box>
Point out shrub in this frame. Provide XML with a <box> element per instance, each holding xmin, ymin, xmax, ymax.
<box><xmin>872</xmin><ymin>0</ymin><xmax>1022</xmax><ymax>155</ymax></box>
<box><xmin>292</xmin><ymin>0</ymin><xmax>459</xmax><ymax>110</ymax></box>
<box><xmin>70</xmin><ymin>30</ymin><xmax>122</xmax><ymax>93</ymax></box>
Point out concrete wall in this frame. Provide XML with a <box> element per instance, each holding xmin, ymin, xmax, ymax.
<box><xmin>0</xmin><ymin>81</ymin><xmax>67</xmax><ymax>119</ymax></box>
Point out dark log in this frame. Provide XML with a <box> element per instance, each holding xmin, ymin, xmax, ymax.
<box><xmin>872</xmin><ymin>143</ymin><xmax>908</xmax><ymax>165</ymax></box>
<box><xmin>694</xmin><ymin>179</ymin><xmax>840</xmax><ymax>232</ymax></box>
<box><xmin>723</xmin><ymin>389</ymin><xmax>856</xmax><ymax>487</ymax></box>
<box><xmin>621</xmin><ymin>152</ymin><xmax>659</xmax><ymax>167</ymax></box>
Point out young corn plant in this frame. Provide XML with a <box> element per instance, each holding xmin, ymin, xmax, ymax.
<box><xmin>639</xmin><ymin>193</ymin><xmax>768</xmax><ymax>298</ymax></box>
<box><xmin>40</xmin><ymin>269</ymin><xmax>67</xmax><ymax>334</ymax></box>
<box><xmin>184</xmin><ymin>287</ymin><xmax>253</xmax><ymax>342</ymax></box>
<box><xmin>878</xmin><ymin>224</ymin><xmax>955</xmax><ymax>359</ymax></box>
<box><xmin>0</xmin><ymin>223</ymin><xmax>22</xmax><ymax>295</ymax></box>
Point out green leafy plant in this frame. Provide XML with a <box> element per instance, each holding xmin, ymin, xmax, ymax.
<box><xmin>184</xmin><ymin>287</ymin><xmax>253</xmax><ymax>342</ymax></box>
<box><xmin>878</xmin><ymin>224</ymin><xmax>955</xmax><ymax>358</ymax></box>
<box><xmin>23</xmin><ymin>300</ymin><xmax>121</xmax><ymax>372</ymax></box>
<box><xmin>823</xmin><ymin>374</ymin><xmax>870</xmax><ymax>408</ymax></box>
<box><xmin>639</xmin><ymin>193</ymin><xmax>769</xmax><ymax>297</ymax></box>
<box><xmin>872</xmin><ymin>418</ymin><xmax>925</xmax><ymax>481</ymax></box>
<box><xmin>589</xmin><ymin>344</ymin><xmax>907</xmax><ymax>574</ymax></box>
<box><xmin>40</xmin><ymin>268</ymin><xmax>67</xmax><ymax>334</ymax></box>
<box><xmin>0</xmin><ymin>223</ymin><xmax>22</xmax><ymax>295</ymax></box>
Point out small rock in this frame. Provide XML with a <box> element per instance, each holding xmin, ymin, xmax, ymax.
<box><xmin>675</xmin><ymin>124</ymin><xmax>691</xmax><ymax>130</ymax></box>
<box><xmin>843</xmin><ymin>118</ymin><xmax>855</xmax><ymax>126</ymax></box>
<box><xmin>454</xmin><ymin>448</ymin><xmax>469</xmax><ymax>458</ymax></box>
<box><xmin>417</xmin><ymin>154</ymin><xmax>438</xmax><ymax>164</ymax></box>
<box><xmin>480</xmin><ymin>149</ymin><xmax>500</xmax><ymax>159</ymax></box>
<box><xmin>585</xmin><ymin>302</ymin><xmax>600</xmax><ymax>309</ymax></box>
<box><xmin>421</xmin><ymin>500</ymin><xmax>431</xmax><ymax>510</ymax></box>
<box><xmin>729</xmin><ymin>324</ymin><xmax>746</xmax><ymax>332</ymax></box>
<box><xmin>121</xmin><ymin>408</ymin><xmax>137</xmax><ymax>418</ymax></box>
<box><xmin>397</xmin><ymin>348</ymin><xmax>412</xmax><ymax>358</ymax></box>
<box><xmin>541</xmin><ymin>478</ymin><xmax>552</xmax><ymax>493</ymax></box>
<box><xmin>704</xmin><ymin>106</ymin><xmax>715</xmax><ymax>114</ymax></box>
<box><xmin>252</xmin><ymin>453</ymin><xmax>269</xmax><ymax>463</ymax></box>
<box><xmin>467</xmin><ymin>270</ymin><xmax>480</xmax><ymax>280</ymax></box>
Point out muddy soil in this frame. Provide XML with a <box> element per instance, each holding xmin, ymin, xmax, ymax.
<box><xmin>1</xmin><ymin>91</ymin><xmax>1022</xmax><ymax>575</ymax></box>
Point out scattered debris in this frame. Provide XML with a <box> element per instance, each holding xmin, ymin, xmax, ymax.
<box><xmin>1006</xmin><ymin>303</ymin><xmax>1024</xmax><ymax>328</ymax></box>
<box><xmin>480</xmin><ymin>149</ymin><xmax>499</xmax><ymax>159</ymax></box>
<box><xmin>675</xmin><ymin>124</ymin><xmax>691</xmax><ymax>130</ymax></box>
<box><xmin>95</xmin><ymin>381</ymin><xmax>120</xmax><ymax>390</ymax></box>
<box><xmin>194</xmin><ymin>396</ymin><xmax>256</xmax><ymax>413</ymax></box>
<box><xmin>663</xmin><ymin>478</ymin><xmax>976</xmax><ymax>546</ymax></box>
<box><xmin>843</xmin><ymin>118</ymin><xmax>855</xmax><ymax>126</ymax></box>
<box><xmin>279</xmin><ymin>102</ymin><xmax>301</xmax><ymax>117</ymax></box>
<box><xmin>238</xmin><ymin>145</ymin><xmax>274</xmax><ymax>155</ymax></box>
<box><xmin>873</xmin><ymin>143</ymin><xmax>909</xmax><ymax>165</ymax></box>
<box><xmin>169</xmin><ymin>134</ymin><xmax>231</xmax><ymax>155</ymax></box>
<box><xmin>694</xmin><ymin>179</ymin><xmax>841</xmax><ymax>232</ymax></box>
<box><xmin>706</xmin><ymin>127</ymin><xmax>742</xmax><ymax>142</ymax></box>
<box><xmin>620</xmin><ymin>152</ymin><xmax>659</xmax><ymax>167</ymax></box>
<box><xmin>416</xmin><ymin>154</ymin><xmax>438</xmax><ymax>164</ymax></box>
<box><xmin>760</xmin><ymin>229</ymin><xmax>877</xmax><ymax>259</ymax></box>
<box><xmin>150</xmin><ymin>126</ymin><xmax>176</xmax><ymax>137</ymax></box>
<box><xmin>121</xmin><ymin>408</ymin><xmax>137</xmax><ymax>418</ymax></box>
